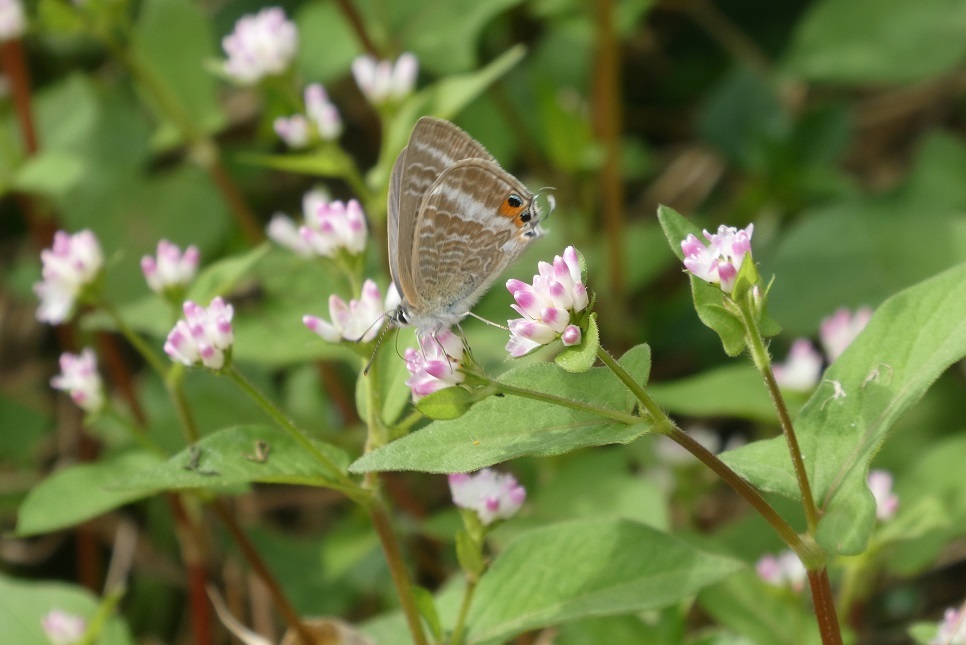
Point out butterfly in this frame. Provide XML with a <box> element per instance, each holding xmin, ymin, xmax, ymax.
<box><xmin>387</xmin><ymin>117</ymin><xmax>546</xmax><ymax>336</ymax></box>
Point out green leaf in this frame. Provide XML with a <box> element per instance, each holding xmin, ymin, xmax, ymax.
<box><xmin>350</xmin><ymin>345</ymin><xmax>653</xmax><ymax>473</ymax></box>
<box><xmin>16</xmin><ymin>450</ymin><xmax>164</xmax><ymax>537</ymax></box>
<box><xmin>555</xmin><ymin>312</ymin><xmax>600</xmax><ymax>373</ymax></box>
<box><xmin>108</xmin><ymin>425</ymin><xmax>352</xmax><ymax>494</ymax></box>
<box><xmin>236</xmin><ymin>150</ymin><xmax>350</xmax><ymax>180</ymax></box>
<box><xmin>648</xmin><ymin>364</ymin><xmax>805</xmax><ymax>423</ymax></box>
<box><xmin>413</xmin><ymin>586</ymin><xmax>444</xmax><ymax>642</ymax></box>
<box><xmin>12</xmin><ymin>152</ymin><xmax>85</xmax><ymax>196</ymax></box>
<box><xmin>722</xmin><ymin>262</ymin><xmax>966</xmax><ymax>554</ymax></box>
<box><xmin>356</xmin><ymin>336</ymin><xmax>413</xmax><ymax>426</ymax></box>
<box><xmin>456</xmin><ymin>530</ymin><xmax>485</xmax><ymax>577</ymax></box>
<box><xmin>0</xmin><ymin>573</ymin><xmax>135</xmax><ymax>645</ymax></box>
<box><xmin>656</xmin><ymin>205</ymin><xmax>746</xmax><ymax>356</ymax></box>
<box><xmin>415</xmin><ymin>386</ymin><xmax>475</xmax><ymax>420</ymax></box>
<box><xmin>783</xmin><ymin>0</ymin><xmax>966</xmax><ymax>84</ymax></box>
<box><xmin>463</xmin><ymin>519</ymin><xmax>743</xmax><ymax>643</ymax></box>
<box><xmin>131</xmin><ymin>0</ymin><xmax>225</xmax><ymax>147</ymax></box>
<box><xmin>294</xmin><ymin>2</ymin><xmax>363</xmax><ymax>84</ymax></box>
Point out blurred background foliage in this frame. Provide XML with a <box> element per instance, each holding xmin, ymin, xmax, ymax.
<box><xmin>2</xmin><ymin>0</ymin><xmax>965</xmax><ymax>643</ymax></box>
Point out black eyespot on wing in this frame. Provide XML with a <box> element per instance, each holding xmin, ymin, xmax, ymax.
<box><xmin>507</xmin><ymin>194</ymin><xmax>523</xmax><ymax>208</ymax></box>
<box><xmin>520</xmin><ymin>211</ymin><xmax>531</xmax><ymax>223</ymax></box>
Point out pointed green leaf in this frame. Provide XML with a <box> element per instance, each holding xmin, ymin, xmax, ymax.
<box><xmin>350</xmin><ymin>345</ymin><xmax>653</xmax><ymax>474</ymax></box>
<box><xmin>415</xmin><ymin>386</ymin><xmax>475</xmax><ymax>420</ymax></box>
<box><xmin>0</xmin><ymin>573</ymin><xmax>135</xmax><ymax>645</ymax></box>
<box><xmin>187</xmin><ymin>244</ymin><xmax>271</xmax><ymax>302</ymax></box>
<box><xmin>463</xmin><ymin>519</ymin><xmax>743</xmax><ymax>643</ymax></box>
<box><xmin>722</xmin><ymin>263</ymin><xmax>966</xmax><ymax>554</ymax></box>
<box><xmin>16</xmin><ymin>450</ymin><xmax>164</xmax><ymax>537</ymax></box>
<box><xmin>109</xmin><ymin>425</ymin><xmax>352</xmax><ymax>494</ymax></box>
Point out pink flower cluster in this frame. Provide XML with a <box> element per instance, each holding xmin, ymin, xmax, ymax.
<box><xmin>681</xmin><ymin>224</ymin><xmax>754</xmax><ymax>293</ymax></box>
<box><xmin>141</xmin><ymin>240</ymin><xmax>199</xmax><ymax>295</ymax></box>
<box><xmin>304</xmin><ymin>280</ymin><xmax>393</xmax><ymax>343</ymax></box>
<box><xmin>756</xmin><ymin>550</ymin><xmax>806</xmax><ymax>592</ymax></box>
<box><xmin>222</xmin><ymin>7</ymin><xmax>298</xmax><ymax>85</ymax></box>
<box><xmin>351</xmin><ymin>53</ymin><xmax>418</xmax><ymax>105</ymax></box>
<box><xmin>41</xmin><ymin>609</ymin><xmax>86</xmax><ymax>645</ymax></box>
<box><xmin>868</xmin><ymin>469</ymin><xmax>899</xmax><ymax>521</ymax></box>
<box><xmin>933</xmin><ymin>605</ymin><xmax>966</xmax><ymax>645</ymax></box>
<box><xmin>164</xmin><ymin>298</ymin><xmax>235</xmax><ymax>370</ymax></box>
<box><xmin>34</xmin><ymin>230</ymin><xmax>104</xmax><ymax>324</ymax></box>
<box><xmin>506</xmin><ymin>246</ymin><xmax>589</xmax><ymax>357</ymax></box>
<box><xmin>448</xmin><ymin>468</ymin><xmax>526</xmax><ymax>526</ymax></box>
<box><xmin>50</xmin><ymin>349</ymin><xmax>104</xmax><ymax>413</ymax></box>
<box><xmin>274</xmin><ymin>83</ymin><xmax>343</xmax><ymax>148</ymax></box>
<box><xmin>773</xmin><ymin>307</ymin><xmax>873</xmax><ymax>391</ymax></box>
<box><xmin>404</xmin><ymin>329</ymin><xmax>465</xmax><ymax>402</ymax></box>
<box><xmin>300</xmin><ymin>198</ymin><xmax>367</xmax><ymax>257</ymax></box>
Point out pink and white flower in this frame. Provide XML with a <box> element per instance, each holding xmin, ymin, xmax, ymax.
<box><xmin>756</xmin><ymin>550</ymin><xmax>807</xmax><ymax>592</ymax></box>
<box><xmin>164</xmin><ymin>297</ymin><xmax>235</xmax><ymax>370</ymax></box>
<box><xmin>506</xmin><ymin>246</ymin><xmax>589</xmax><ymax>357</ymax></box>
<box><xmin>932</xmin><ymin>605</ymin><xmax>966</xmax><ymax>645</ymax></box>
<box><xmin>303</xmin><ymin>280</ymin><xmax>392</xmax><ymax>343</ymax></box>
<box><xmin>449</xmin><ymin>468</ymin><xmax>526</xmax><ymax>525</ymax></box>
<box><xmin>34</xmin><ymin>230</ymin><xmax>104</xmax><ymax>324</ymax></box>
<box><xmin>773</xmin><ymin>339</ymin><xmax>823</xmax><ymax>391</ymax></box>
<box><xmin>681</xmin><ymin>224</ymin><xmax>754</xmax><ymax>293</ymax></box>
<box><xmin>868</xmin><ymin>469</ymin><xmax>899</xmax><ymax>522</ymax></box>
<box><xmin>141</xmin><ymin>240</ymin><xmax>199</xmax><ymax>295</ymax></box>
<box><xmin>299</xmin><ymin>198</ymin><xmax>367</xmax><ymax>257</ymax></box>
<box><xmin>819</xmin><ymin>307</ymin><xmax>872</xmax><ymax>362</ymax></box>
<box><xmin>404</xmin><ymin>329</ymin><xmax>464</xmax><ymax>402</ymax></box>
<box><xmin>41</xmin><ymin>609</ymin><xmax>86</xmax><ymax>645</ymax></box>
<box><xmin>351</xmin><ymin>53</ymin><xmax>418</xmax><ymax>105</ymax></box>
<box><xmin>274</xmin><ymin>83</ymin><xmax>343</xmax><ymax>148</ymax></box>
<box><xmin>222</xmin><ymin>7</ymin><xmax>298</xmax><ymax>85</ymax></box>
<box><xmin>267</xmin><ymin>188</ymin><xmax>328</xmax><ymax>257</ymax></box>
<box><xmin>0</xmin><ymin>0</ymin><xmax>26</xmax><ymax>42</ymax></box>
<box><xmin>50</xmin><ymin>349</ymin><xmax>104</xmax><ymax>413</ymax></box>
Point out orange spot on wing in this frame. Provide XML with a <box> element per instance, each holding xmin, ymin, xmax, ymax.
<box><xmin>498</xmin><ymin>198</ymin><xmax>528</xmax><ymax>227</ymax></box>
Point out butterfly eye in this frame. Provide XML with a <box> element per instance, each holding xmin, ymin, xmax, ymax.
<box><xmin>519</xmin><ymin>211</ymin><xmax>532</xmax><ymax>223</ymax></box>
<box><xmin>506</xmin><ymin>194</ymin><xmax>523</xmax><ymax>208</ymax></box>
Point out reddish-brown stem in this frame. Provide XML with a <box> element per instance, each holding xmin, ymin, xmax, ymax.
<box><xmin>591</xmin><ymin>0</ymin><xmax>626</xmax><ymax>301</ymax></box>
<box><xmin>2</xmin><ymin>39</ymin><xmax>38</xmax><ymax>154</ymax></box>
<box><xmin>808</xmin><ymin>569</ymin><xmax>844</xmax><ymax>645</ymax></box>
<box><xmin>210</xmin><ymin>500</ymin><xmax>314</xmax><ymax>645</ymax></box>
<box><xmin>207</xmin><ymin>156</ymin><xmax>264</xmax><ymax>245</ymax></box>
<box><xmin>167</xmin><ymin>495</ymin><xmax>212</xmax><ymax>645</ymax></box>
<box><xmin>334</xmin><ymin>0</ymin><xmax>381</xmax><ymax>57</ymax></box>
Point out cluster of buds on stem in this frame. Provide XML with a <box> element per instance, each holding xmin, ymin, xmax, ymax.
<box><xmin>275</xmin><ymin>84</ymin><xmax>343</xmax><ymax>148</ymax></box>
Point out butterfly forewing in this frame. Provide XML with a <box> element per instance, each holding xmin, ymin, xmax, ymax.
<box><xmin>410</xmin><ymin>158</ymin><xmax>535</xmax><ymax>316</ymax></box>
<box><xmin>388</xmin><ymin>118</ymin><xmax>496</xmax><ymax>304</ymax></box>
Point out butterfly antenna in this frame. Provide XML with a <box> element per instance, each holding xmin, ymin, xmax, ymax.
<box><xmin>467</xmin><ymin>311</ymin><xmax>509</xmax><ymax>331</ymax></box>
<box><xmin>363</xmin><ymin>320</ymin><xmax>393</xmax><ymax>376</ymax></box>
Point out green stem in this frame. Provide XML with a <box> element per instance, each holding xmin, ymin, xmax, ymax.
<box><xmin>226</xmin><ymin>366</ymin><xmax>361</xmax><ymax>495</ymax></box>
<box><xmin>392</xmin><ymin>408</ymin><xmax>424</xmax><ymax>438</ymax></box>
<box><xmin>737</xmin><ymin>296</ymin><xmax>821</xmax><ymax>535</ymax></box>
<box><xmin>478</xmin><ymin>376</ymin><xmax>640</xmax><ymax>426</ymax></box>
<box><xmin>99</xmin><ymin>299</ymin><xmax>169</xmax><ymax>377</ymax></box>
<box><xmin>167</xmin><ymin>370</ymin><xmax>201</xmax><ymax>444</ymax></box>
<box><xmin>360</xmin><ymin>358</ymin><xmax>428</xmax><ymax>645</ymax></box>
<box><xmin>595</xmin><ymin>347</ymin><xmax>671</xmax><ymax>429</ymax></box>
<box><xmin>450</xmin><ymin>579</ymin><xmax>477</xmax><ymax>645</ymax></box>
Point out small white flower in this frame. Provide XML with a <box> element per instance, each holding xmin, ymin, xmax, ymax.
<box><xmin>299</xmin><ymin>198</ymin><xmax>367</xmax><ymax>257</ymax></box>
<box><xmin>681</xmin><ymin>224</ymin><xmax>754</xmax><ymax>293</ymax></box>
<box><xmin>50</xmin><ymin>349</ymin><xmax>104</xmax><ymax>413</ymax></box>
<box><xmin>274</xmin><ymin>84</ymin><xmax>343</xmax><ymax>148</ymax></box>
<box><xmin>351</xmin><ymin>53</ymin><xmax>418</xmax><ymax>105</ymax></box>
<box><xmin>303</xmin><ymin>279</ymin><xmax>389</xmax><ymax>343</ymax></box>
<box><xmin>932</xmin><ymin>605</ymin><xmax>966</xmax><ymax>645</ymax></box>
<box><xmin>141</xmin><ymin>240</ymin><xmax>200</xmax><ymax>294</ymax></box>
<box><xmin>0</xmin><ymin>0</ymin><xmax>26</xmax><ymax>42</ymax></box>
<box><xmin>164</xmin><ymin>297</ymin><xmax>235</xmax><ymax>370</ymax></box>
<box><xmin>448</xmin><ymin>468</ymin><xmax>526</xmax><ymax>525</ymax></box>
<box><xmin>34</xmin><ymin>230</ymin><xmax>104</xmax><ymax>324</ymax></box>
<box><xmin>273</xmin><ymin>114</ymin><xmax>311</xmax><ymax>148</ymax></box>
<box><xmin>773</xmin><ymin>339</ymin><xmax>823</xmax><ymax>391</ymax></box>
<box><xmin>221</xmin><ymin>7</ymin><xmax>298</xmax><ymax>85</ymax></box>
<box><xmin>41</xmin><ymin>609</ymin><xmax>86</xmax><ymax>645</ymax></box>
